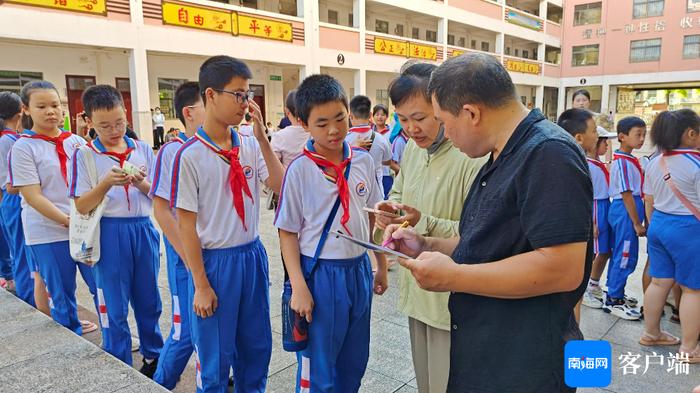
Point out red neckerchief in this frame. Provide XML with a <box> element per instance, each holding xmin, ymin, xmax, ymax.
<box><xmin>89</xmin><ymin>138</ymin><xmax>135</xmax><ymax>210</ymax></box>
<box><xmin>587</xmin><ymin>157</ymin><xmax>610</xmax><ymax>185</ymax></box>
<box><xmin>195</xmin><ymin>128</ymin><xmax>253</xmax><ymax>231</ymax></box>
<box><xmin>302</xmin><ymin>140</ymin><xmax>353</xmax><ymax>236</ymax></box>
<box><xmin>28</xmin><ymin>131</ymin><xmax>72</xmax><ymax>186</ymax></box>
<box><xmin>349</xmin><ymin>125</ymin><xmax>372</xmax><ymax>134</ymax></box>
<box><xmin>664</xmin><ymin>148</ymin><xmax>700</xmax><ymax>158</ymax></box>
<box><xmin>613</xmin><ymin>151</ymin><xmax>644</xmax><ymax>197</ymax></box>
<box><xmin>1</xmin><ymin>129</ymin><xmax>19</xmax><ymax>137</ymax></box>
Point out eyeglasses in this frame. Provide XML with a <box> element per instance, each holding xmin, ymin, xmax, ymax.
<box><xmin>94</xmin><ymin>120</ymin><xmax>126</xmax><ymax>133</ymax></box>
<box><xmin>213</xmin><ymin>89</ymin><xmax>255</xmax><ymax>104</ymax></box>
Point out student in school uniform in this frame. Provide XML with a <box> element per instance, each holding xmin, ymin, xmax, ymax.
<box><xmin>150</xmin><ymin>81</ymin><xmax>205</xmax><ymax>389</ymax></box>
<box><xmin>69</xmin><ymin>85</ymin><xmax>163</xmax><ymax>375</ymax></box>
<box><xmin>172</xmin><ymin>55</ymin><xmax>284</xmax><ymax>393</ymax></box>
<box><xmin>371</xmin><ymin>104</ymin><xmax>400</xmax><ymax>199</ymax></box>
<box><xmin>0</xmin><ymin>92</ymin><xmax>34</xmax><ymax>305</ymax></box>
<box><xmin>275</xmin><ymin>74</ymin><xmax>389</xmax><ymax>392</ymax></box>
<box><xmin>271</xmin><ymin>89</ymin><xmax>309</xmax><ymax>169</ymax></box>
<box><xmin>581</xmin><ymin>126</ymin><xmax>618</xmax><ymax>310</ymax></box>
<box><xmin>604</xmin><ymin>116</ymin><xmax>647</xmax><ymax>320</ymax></box>
<box><xmin>639</xmin><ymin>109</ymin><xmax>700</xmax><ymax>363</ymax></box>
<box><xmin>9</xmin><ymin>81</ymin><xmax>98</xmax><ymax>334</ymax></box>
<box><xmin>345</xmin><ymin>95</ymin><xmax>393</xmax><ymax>198</ymax></box>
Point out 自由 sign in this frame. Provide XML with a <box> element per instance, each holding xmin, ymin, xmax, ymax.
<box><xmin>504</xmin><ymin>59</ymin><xmax>541</xmax><ymax>75</ymax></box>
<box><xmin>162</xmin><ymin>1</ymin><xmax>235</xmax><ymax>34</ymax></box>
<box><xmin>409</xmin><ymin>43</ymin><xmax>437</xmax><ymax>61</ymax></box>
<box><xmin>238</xmin><ymin>14</ymin><xmax>293</xmax><ymax>42</ymax></box>
<box><xmin>6</xmin><ymin>0</ymin><xmax>106</xmax><ymax>15</ymax></box>
<box><xmin>374</xmin><ymin>37</ymin><xmax>408</xmax><ymax>57</ymax></box>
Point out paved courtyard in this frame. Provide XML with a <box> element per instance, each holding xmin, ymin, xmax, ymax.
<box><xmin>68</xmin><ymin>205</ymin><xmax>699</xmax><ymax>393</ymax></box>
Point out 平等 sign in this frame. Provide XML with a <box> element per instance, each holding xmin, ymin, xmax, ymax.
<box><xmin>238</xmin><ymin>14</ymin><xmax>293</xmax><ymax>42</ymax></box>
<box><xmin>162</xmin><ymin>1</ymin><xmax>235</xmax><ymax>34</ymax></box>
<box><xmin>6</xmin><ymin>0</ymin><xmax>106</xmax><ymax>15</ymax></box>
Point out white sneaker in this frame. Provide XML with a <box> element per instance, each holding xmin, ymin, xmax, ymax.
<box><xmin>603</xmin><ymin>290</ymin><xmax>638</xmax><ymax>308</ymax></box>
<box><xmin>603</xmin><ymin>301</ymin><xmax>641</xmax><ymax>320</ymax></box>
<box><xmin>587</xmin><ymin>285</ymin><xmax>604</xmax><ymax>301</ymax></box>
<box><xmin>582</xmin><ymin>290</ymin><xmax>604</xmax><ymax>309</ymax></box>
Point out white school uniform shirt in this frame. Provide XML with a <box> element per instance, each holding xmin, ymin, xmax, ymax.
<box><xmin>0</xmin><ymin>131</ymin><xmax>20</xmax><ymax>190</ymax></box>
<box><xmin>374</xmin><ymin>125</ymin><xmax>392</xmax><ymax>177</ymax></box>
<box><xmin>172</xmin><ymin>128</ymin><xmax>269</xmax><ymax>249</ymax></box>
<box><xmin>69</xmin><ymin>136</ymin><xmax>154</xmax><ymax>218</ymax></box>
<box><xmin>274</xmin><ymin>142</ymin><xmax>383</xmax><ymax>260</ymax></box>
<box><xmin>345</xmin><ymin>126</ymin><xmax>392</xmax><ymax>183</ymax></box>
<box><xmin>270</xmin><ymin>125</ymin><xmax>308</xmax><ymax>168</ymax></box>
<box><xmin>149</xmin><ymin>132</ymin><xmax>188</xmax><ymax>203</ymax></box>
<box><xmin>587</xmin><ymin>158</ymin><xmax>610</xmax><ymax>201</ymax></box>
<box><xmin>644</xmin><ymin>150</ymin><xmax>700</xmax><ymax>215</ymax></box>
<box><xmin>391</xmin><ymin>132</ymin><xmax>409</xmax><ymax>165</ymax></box>
<box><xmin>609</xmin><ymin>150</ymin><xmax>643</xmax><ymax>199</ymax></box>
<box><xmin>9</xmin><ymin>131</ymin><xmax>85</xmax><ymax>245</ymax></box>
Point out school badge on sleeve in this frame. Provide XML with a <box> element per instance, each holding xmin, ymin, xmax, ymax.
<box><xmin>356</xmin><ymin>182</ymin><xmax>367</xmax><ymax>196</ymax></box>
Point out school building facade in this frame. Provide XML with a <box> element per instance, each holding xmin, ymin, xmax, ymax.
<box><xmin>0</xmin><ymin>0</ymin><xmax>698</xmax><ymax>144</ymax></box>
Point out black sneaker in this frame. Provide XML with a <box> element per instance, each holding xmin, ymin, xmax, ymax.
<box><xmin>229</xmin><ymin>376</ymin><xmax>234</xmax><ymax>387</ymax></box>
<box><xmin>140</xmin><ymin>357</ymin><xmax>159</xmax><ymax>379</ymax></box>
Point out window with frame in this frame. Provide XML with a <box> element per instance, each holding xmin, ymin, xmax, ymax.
<box><xmin>395</xmin><ymin>24</ymin><xmax>404</xmax><ymax>36</ymax></box>
<box><xmin>426</xmin><ymin>30</ymin><xmax>437</xmax><ymax>42</ymax></box>
<box><xmin>348</xmin><ymin>13</ymin><xmax>354</xmax><ymax>27</ymax></box>
<box><xmin>412</xmin><ymin>27</ymin><xmax>420</xmax><ymax>39</ymax></box>
<box><xmin>470</xmin><ymin>39</ymin><xmax>477</xmax><ymax>49</ymax></box>
<box><xmin>573</xmin><ymin>2</ymin><xmax>602</xmax><ymax>26</ymax></box>
<box><xmin>514</xmin><ymin>48</ymin><xmax>520</xmax><ymax>57</ymax></box>
<box><xmin>376</xmin><ymin>19</ymin><xmax>389</xmax><ymax>34</ymax></box>
<box><xmin>690</xmin><ymin>0</ymin><xmax>700</xmax><ymax>12</ymax></box>
<box><xmin>448</xmin><ymin>34</ymin><xmax>455</xmax><ymax>46</ymax></box>
<box><xmin>505</xmin><ymin>47</ymin><xmax>511</xmax><ymax>55</ymax></box>
<box><xmin>683</xmin><ymin>35</ymin><xmax>700</xmax><ymax>58</ymax></box>
<box><xmin>459</xmin><ymin>37</ymin><xmax>466</xmax><ymax>47</ymax></box>
<box><xmin>630</xmin><ymin>38</ymin><xmax>661</xmax><ymax>62</ymax></box>
<box><xmin>481</xmin><ymin>42</ymin><xmax>490</xmax><ymax>52</ymax></box>
<box><xmin>0</xmin><ymin>71</ymin><xmax>43</xmax><ymax>94</ymax></box>
<box><xmin>376</xmin><ymin>89</ymin><xmax>389</xmax><ymax>107</ymax></box>
<box><xmin>523</xmin><ymin>50</ymin><xmax>529</xmax><ymax>59</ymax></box>
<box><xmin>633</xmin><ymin>0</ymin><xmax>664</xmax><ymax>18</ymax></box>
<box><xmin>572</xmin><ymin>44</ymin><xmax>600</xmax><ymax>66</ymax></box>
<box><xmin>328</xmin><ymin>9</ymin><xmax>338</xmax><ymax>25</ymax></box>
<box><xmin>158</xmin><ymin>78</ymin><xmax>188</xmax><ymax>119</ymax></box>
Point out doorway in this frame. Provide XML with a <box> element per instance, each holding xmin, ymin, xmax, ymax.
<box><xmin>65</xmin><ymin>75</ymin><xmax>96</xmax><ymax>132</ymax></box>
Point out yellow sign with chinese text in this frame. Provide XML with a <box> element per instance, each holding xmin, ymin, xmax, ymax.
<box><xmin>374</xmin><ymin>37</ymin><xmax>408</xmax><ymax>57</ymax></box>
<box><xmin>6</xmin><ymin>0</ymin><xmax>106</xmax><ymax>15</ymax></box>
<box><xmin>409</xmin><ymin>43</ymin><xmax>437</xmax><ymax>61</ymax></box>
<box><xmin>162</xmin><ymin>1</ymin><xmax>235</xmax><ymax>34</ymax></box>
<box><xmin>238</xmin><ymin>14</ymin><xmax>293</xmax><ymax>42</ymax></box>
<box><xmin>504</xmin><ymin>59</ymin><xmax>541</xmax><ymax>75</ymax></box>
<box><xmin>451</xmin><ymin>49</ymin><xmax>465</xmax><ymax>57</ymax></box>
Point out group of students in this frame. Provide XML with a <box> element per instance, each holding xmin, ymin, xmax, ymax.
<box><xmin>557</xmin><ymin>105</ymin><xmax>700</xmax><ymax>363</ymax></box>
<box><xmin>0</xmin><ymin>54</ymin><xmax>415</xmax><ymax>393</ymax></box>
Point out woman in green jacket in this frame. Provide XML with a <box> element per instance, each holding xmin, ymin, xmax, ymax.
<box><xmin>375</xmin><ymin>63</ymin><xmax>486</xmax><ymax>393</ymax></box>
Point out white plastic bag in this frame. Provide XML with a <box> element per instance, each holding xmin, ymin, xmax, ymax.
<box><xmin>69</xmin><ymin>146</ymin><xmax>108</xmax><ymax>265</ymax></box>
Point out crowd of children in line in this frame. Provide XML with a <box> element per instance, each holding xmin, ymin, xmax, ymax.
<box><xmin>0</xmin><ymin>57</ymin><xmax>697</xmax><ymax>393</ymax></box>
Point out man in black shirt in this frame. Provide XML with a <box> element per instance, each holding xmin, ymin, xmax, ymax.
<box><xmin>384</xmin><ymin>53</ymin><xmax>593</xmax><ymax>392</ymax></box>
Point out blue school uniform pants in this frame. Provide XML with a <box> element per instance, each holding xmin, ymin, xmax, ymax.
<box><xmin>93</xmin><ymin>216</ymin><xmax>163</xmax><ymax>365</ymax></box>
<box><xmin>27</xmin><ymin>240</ymin><xmax>97</xmax><ymax>334</ymax></box>
<box><xmin>0</xmin><ymin>193</ymin><xmax>34</xmax><ymax>305</ymax></box>
<box><xmin>382</xmin><ymin>176</ymin><xmax>394</xmax><ymax>200</ymax></box>
<box><xmin>154</xmin><ymin>237</ymin><xmax>193</xmax><ymax>389</ymax></box>
<box><xmin>190</xmin><ymin>238</ymin><xmax>271</xmax><ymax>393</ymax></box>
<box><xmin>647</xmin><ymin>211</ymin><xmax>700</xmax><ymax>290</ymax></box>
<box><xmin>593</xmin><ymin>198</ymin><xmax>612</xmax><ymax>255</ymax></box>
<box><xmin>295</xmin><ymin>253</ymin><xmax>373</xmax><ymax>393</ymax></box>
<box><xmin>0</xmin><ymin>203</ymin><xmax>11</xmax><ymax>281</ymax></box>
<box><xmin>607</xmin><ymin>196</ymin><xmax>644</xmax><ymax>300</ymax></box>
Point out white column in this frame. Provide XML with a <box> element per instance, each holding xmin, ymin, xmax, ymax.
<box><xmin>535</xmin><ymin>85</ymin><xmax>544</xmax><ymax>109</ymax></box>
<box><xmin>557</xmin><ymin>85</ymin><xmax>567</xmax><ymax>116</ymax></box>
<box><xmin>356</xmin><ymin>0</ymin><xmax>366</xmax><ymax>53</ymax></box>
<box><xmin>128</xmin><ymin>48</ymin><xmax>152</xmax><ymax>144</ymax></box>
<box><xmin>539</xmin><ymin>0</ymin><xmax>547</xmax><ymax>20</ymax></box>
<box><xmin>600</xmin><ymin>83</ymin><xmax>611</xmax><ymax>114</ymax></box>
<box><xmin>439</xmin><ymin>17</ymin><xmax>448</xmax><ymax>61</ymax></box>
<box><xmin>354</xmin><ymin>68</ymin><xmax>366</xmax><ymax>96</ymax></box>
<box><xmin>496</xmin><ymin>32</ymin><xmax>505</xmax><ymax>56</ymax></box>
<box><xmin>303</xmin><ymin>0</ymin><xmax>320</xmax><ymax>76</ymax></box>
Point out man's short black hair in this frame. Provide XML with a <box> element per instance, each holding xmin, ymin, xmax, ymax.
<box><xmin>81</xmin><ymin>85</ymin><xmax>124</xmax><ymax>117</ymax></box>
<box><xmin>389</xmin><ymin>62</ymin><xmax>436</xmax><ymax>107</ymax></box>
<box><xmin>617</xmin><ymin>116</ymin><xmax>646</xmax><ymax>135</ymax></box>
<box><xmin>295</xmin><ymin>74</ymin><xmax>348</xmax><ymax>124</ymax></box>
<box><xmin>285</xmin><ymin>89</ymin><xmax>297</xmax><ymax>118</ymax></box>
<box><xmin>174</xmin><ymin>81</ymin><xmax>200</xmax><ymax>126</ymax></box>
<box><xmin>349</xmin><ymin>95</ymin><xmax>371</xmax><ymax>119</ymax></box>
<box><xmin>557</xmin><ymin>108</ymin><xmax>594</xmax><ymax>138</ymax></box>
<box><xmin>428</xmin><ymin>53</ymin><xmax>515</xmax><ymax>115</ymax></box>
<box><xmin>651</xmin><ymin>109</ymin><xmax>700</xmax><ymax>151</ymax></box>
<box><xmin>199</xmin><ymin>55</ymin><xmax>253</xmax><ymax>105</ymax></box>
